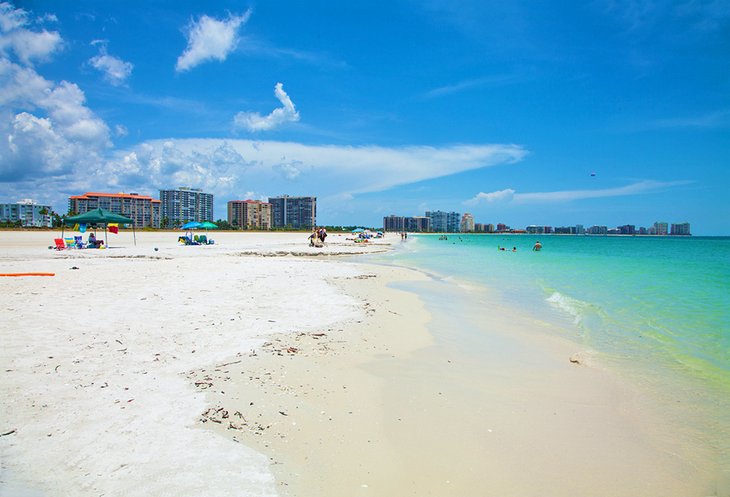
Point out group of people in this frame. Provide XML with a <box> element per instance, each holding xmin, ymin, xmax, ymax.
<box><xmin>309</xmin><ymin>227</ymin><xmax>328</xmax><ymax>247</ymax></box>
<box><xmin>497</xmin><ymin>241</ymin><xmax>542</xmax><ymax>252</ymax></box>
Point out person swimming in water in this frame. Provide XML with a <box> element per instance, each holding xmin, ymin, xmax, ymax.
<box><xmin>533</xmin><ymin>241</ymin><xmax>542</xmax><ymax>251</ymax></box>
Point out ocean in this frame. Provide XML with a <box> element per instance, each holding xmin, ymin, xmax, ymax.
<box><xmin>377</xmin><ymin>234</ymin><xmax>730</xmax><ymax>466</ymax></box>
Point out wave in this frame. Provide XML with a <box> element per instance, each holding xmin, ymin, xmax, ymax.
<box><xmin>545</xmin><ymin>291</ymin><xmax>591</xmax><ymax>326</ymax></box>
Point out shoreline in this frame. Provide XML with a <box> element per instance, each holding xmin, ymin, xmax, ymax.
<box><xmin>0</xmin><ymin>231</ymin><xmax>724</xmax><ymax>496</ymax></box>
<box><xmin>210</xmin><ymin>255</ymin><xmax>721</xmax><ymax>496</ymax></box>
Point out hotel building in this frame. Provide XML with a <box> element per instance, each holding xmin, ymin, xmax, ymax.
<box><xmin>0</xmin><ymin>199</ymin><xmax>52</xmax><ymax>227</ymax></box>
<box><xmin>68</xmin><ymin>192</ymin><xmax>160</xmax><ymax>227</ymax></box>
<box><xmin>227</xmin><ymin>200</ymin><xmax>272</xmax><ymax>230</ymax></box>
<box><xmin>159</xmin><ymin>187</ymin><xmax>214</xmax><ymax>227</ymax></box>
<box><xmin>268</xmin><ymin>195</ymin><xmax>316</xmax><ymax>229</ymax></box>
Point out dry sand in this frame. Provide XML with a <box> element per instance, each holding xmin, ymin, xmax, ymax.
<box><xmin>0</xmin><ymin>230</ymin><xmax>724</xmax><ymax>496</ymax></box>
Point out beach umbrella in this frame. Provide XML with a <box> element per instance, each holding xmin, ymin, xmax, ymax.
<box><xmin>181</xmin><ymin>221</ymin><xmax>203</xmax><ymax>229</ymax></box>
<box><xmin>200</xmin><ymin>221</ymin><xmax>218</xmax><ymax>229</ymax></box>
<box><xmin>63</xmin><ymin>208</ymin><xmax>135</xmax><ymax>246</ymax></box>
<box><xmin>352</xmin><ymin>228</ymin><xmax>365</xmax><ymax>233</ymax></box>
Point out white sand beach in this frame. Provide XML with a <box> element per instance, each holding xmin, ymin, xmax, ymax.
<box><xmin>0</xmin><ymin>230</ymin><xmax>723</xmax><ymax>497</ymax></box>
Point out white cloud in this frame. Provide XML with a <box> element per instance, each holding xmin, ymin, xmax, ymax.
<box><xmin>467</xmin><ymin>181</ymin><xmax>691</xmax><ymax>205</ymax></box>
<box><xmin>465</xmin><ymin>189</ymin><xmax>515</xmax><ymax>205</ymax></box>
<box><xmin>100</xmin><ymin>139</ymin><xmax>525</xmax><ymax>201</ymax></box>
<box><xmin>175</xmin><ymin>11</ymin><xmax>251</xmax><ymax>72</ymax></box>
<box><xmin>114</xmin><ymin>124</ymin><xmax>128</xmax><ymax>137</ymax></box>
<box><xmin>233</xmin><ymin>82</ymin><xmax>300</xmax><ymax>132</ymax></box>
<box><xmin>0</xmin><ymin>15</ymin><xmax>110</xmax><ymax>182</ymax></box>
<box><xmin>89</xmin><ymin>43</ymin><xmax>133</xmax><ymax>86</ymax></box>
<box><xmin>0</xmin><ymin>3</ymin><xmax>61</xmax><ymax>64</ymax></box>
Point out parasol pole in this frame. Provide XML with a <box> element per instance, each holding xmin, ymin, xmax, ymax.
<box><xmin>133</xmin><ymin>223</ymin><xmax>136</xmax><ymax>246</ymax></box>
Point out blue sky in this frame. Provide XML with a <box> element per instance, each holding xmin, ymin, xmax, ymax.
<box><xmin>0</xmin><ymin>1</ymin><xmax>728</xmax><ymax>234</ymax></box>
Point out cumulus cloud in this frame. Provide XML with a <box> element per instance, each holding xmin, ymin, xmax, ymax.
<box><xmin>176</xmin><ymin>11</ymin><xmax>251</xmax><ymax>72</ymax></box>
<box><xmin>0</xmin><ymin>6</ymin><xmax>110</xmax><ymax>183</ymax></box>
<box><xmin>0</xmin><ymin>3</ymin><xmax>61</xmax><ymax>64</ymax></box>
<box><xmin>89</xmin><ymin>41</ymin><xmax>133</xmax><ymax>86</ymax></box>
<box><xmin>466</xmin><ymin>181</ymin><xmax>691</xmax><ymax>205</ymax></box>
<box><xmin>233</xmin><ymin>82</ymin><xmax>300</xmax><ymax>132</ymax></box>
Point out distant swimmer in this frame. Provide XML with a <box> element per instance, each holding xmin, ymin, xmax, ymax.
<box><xmin>533</xmin><ymin>241</ymin><xmax>542</xmax><ymax>251</ymax></box>
<box><xmin>512</xmin><ymin>246</ymin><xmax>517</xmax><ymax>252</ymax></box>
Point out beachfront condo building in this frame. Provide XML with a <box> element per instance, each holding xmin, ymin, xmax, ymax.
<box><xmin>474</xmin><ymin>223</ymin><xmax>495</xmax><ymax>233</ymax></box>
<box><xmin>460</xmin><ymin>213</ymin><xmax>475</xmax><ymax>233</ymax></box>
<box><xmin>159</xmin><ymin>187</ymin><xmax>214</xmax><ymax>227</ymax></box>
<box><xmin>426</xmin><ymin>210</ymin><xmax>461</xmax><ymax>233</ymax></box>
<box><xmin>383</xmin><ymin>215</ymin><xmax>405</xmax><ymax>232</ymax></box>
<box><xmin>268</xmin><ymin>195</ymin><xmax>316</xmax><ymax>229</ymax></box>
<box><xmin>405</xmin><ymin>216</ymin><xmax>430</xmax><ymax>232</ymax></box>
<box><xmin>68</xmin><ymin>192</ymin><xmax>161</xmax><ymax>227</ymax></box>
<box><xmin>652</xmin><ymin>221</ymin><xmax>669</xmax><ymax>236</ymax></box>
<box><xmin>0</xmin><ymin>199</ymin><xmax>52</xmax><ymax>227</ymax></box>
<box><xmin>671</xmin><ymin>222</ymin><xmax>691</xmax><ymax>235</ymax></box>
<box><xmin>383</xmin><ymin>215</ymin><xmax>431</xmax><ymax>232</ymax></box>
<box><xmin>227</xmin><ymin>200</ymin><xmax>272</xmax><ymax>230</ymax></box>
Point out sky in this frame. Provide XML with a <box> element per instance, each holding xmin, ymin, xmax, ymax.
<box><xmin>0</xmin><ymin>1</ymin><xmax>728</xmax><ymax>234</ymax></box>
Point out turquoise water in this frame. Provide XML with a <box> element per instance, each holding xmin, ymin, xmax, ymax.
<box><xmin>378</xmin><ymin>234</ymin><xmax>730</xmax><ymax>459</ymax></box>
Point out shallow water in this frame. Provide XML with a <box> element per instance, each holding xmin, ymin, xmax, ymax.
<box><xmin>375</xmin><ymin>234</ymin><xmax>730</xmax><ymax>468</ymax></box>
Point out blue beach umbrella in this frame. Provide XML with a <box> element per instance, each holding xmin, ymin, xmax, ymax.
<box><xmin>181</xmin><ymin>221</ymin><xmax>203</xmax><ymax>229</ymax></box>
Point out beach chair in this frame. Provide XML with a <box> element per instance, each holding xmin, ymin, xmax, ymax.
<box><xmin>74</xmin><ymin>236</ymin><xmax>85</xmax><ymax>248</ymax></box>
<box><xmin>53</xmin><ymin>238</ymin><xmax>65</xmax><ymax>250</ymax></box>
<box><xmin>64</xmin><ymin>237</ymin><xmax>75</xmax><ymax>249</ymax></box>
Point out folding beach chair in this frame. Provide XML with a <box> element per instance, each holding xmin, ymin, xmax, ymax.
<box><xmin>74</xmin><ymin>235</ymin><xmax>85</xmax><ymax>248</ymax></box>
<box><xmin>64</xmin><ymin>237</ymin><xmax>75</xmax><ymax>249</ymax></box>
<box><xmin>53</xmin><ymin>238</ymin><xmax>65</xmax><ymax>250</ymax></box>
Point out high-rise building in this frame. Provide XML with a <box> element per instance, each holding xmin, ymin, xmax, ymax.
<box><xmin>268</xmin><ymin>195</ymin><xmax>316</xmax><ymax>229</ymax></box>
<box><xmin>653</xmin><ymin>221</ymin><xmax>669</xmax><ymax>236</ymax></box>
<box><xmin>670</xmin><ymin>222</ymin><xmax>691</xmax><ymax>236</ymax></box>
<box><xmin>228</xmin><ymin>200</ymin><xmax>272</xmax><ymax>230</ymax></box>
<box><xmin>405</xmin><ymin>216</ymin><xmax>430</xmax><ymax>232</ymax></box>
<box><xmin>383</xmin><ymin>215</ymin><xmax>405</xmax><ymax>232</ymax></box>
<box><xmin>68</xmin><ymin>192</ymin><xmax>160</xmax><ymax>227</ymax></box>
<box><xmin>426</xmin><ymin>210</ymin><xmax>461</xmax><ymax>232</ymax></box>
<box><xmin>460</xmin><ymin>213</ymin><xmax>474</xmax><ymax>232</ymax></box>
<box><xmin>587</xmin><ymin>225</ymin><xmax>608</xmax><ymax>235</ymax></box>
<box><xmin>159</xmin><ymin>187</ymin><xmax>214</xmax><ymax>227</ymax></box>
<box><xmin>0</xmin><ymin>199</ymin><xmax>52</xmax><ymax>227</ymax></box>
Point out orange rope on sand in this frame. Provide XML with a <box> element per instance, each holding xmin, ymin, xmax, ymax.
<box><xmin>0</xmin><ymin>273</ymin><xmax>56</xmax><ymax>277</ymax></box>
